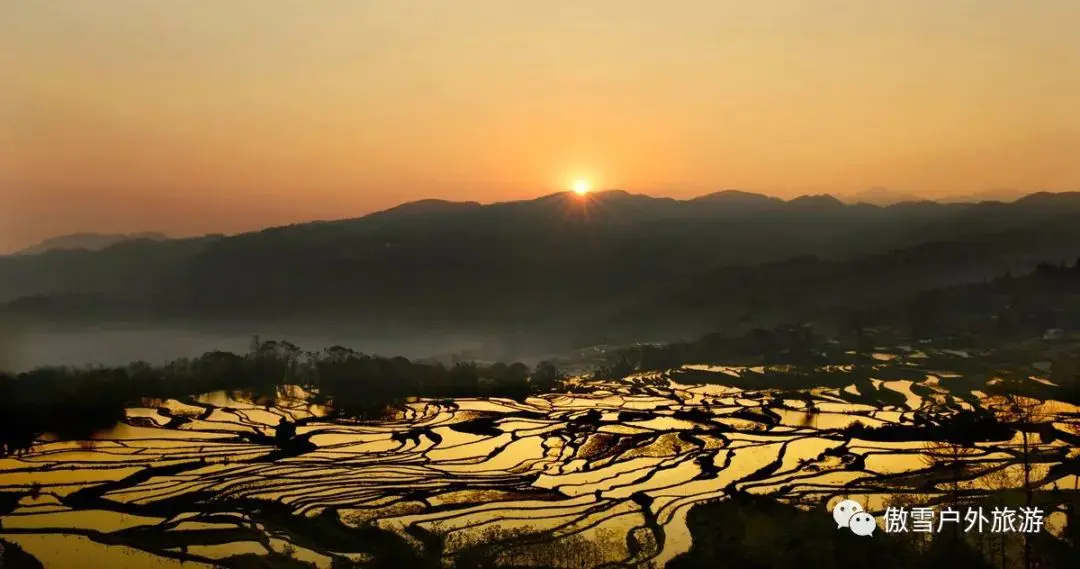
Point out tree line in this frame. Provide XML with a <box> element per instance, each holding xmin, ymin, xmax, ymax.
<box><xmin>0</xmin><ymin>338</ymin><xmax>566</xmax><ymax>451</ymax></box>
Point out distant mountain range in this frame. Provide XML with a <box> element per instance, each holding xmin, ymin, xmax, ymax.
<box><xmin>359</xmin><ymin>188</ymin><xmax>1065</xmax><ymax>223</ymax></box>
<box><xmin>3</xmin><ymin>190</ymin><xmax>1079</xmax><ymax>356</ymax></box>
<box><xmin>838</xmin><ymin>187</ymin><xmax>1030</xmax><ymax>206</ymax></box>
<box><xmin>14</xmin><ymin>232</ymin><xmax>169</xmax><ymax>256</ymax></box>
<box><xmin>6</xmin><ymin>189</ymin><xmax>1051</xmax><ymax>255</ymax></box>
<box><xmin>839</xmin><ymin>187</ymin><xmax>926</xmax><ymax>206</ymax></box>
<box><xmin>936</xmin><ymin>188</ymin><xmax>1030</xmax><ymax>204</ymax></box>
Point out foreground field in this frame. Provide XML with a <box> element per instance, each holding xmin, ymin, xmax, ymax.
<box><xmin>1</xmin><ymin>348</ymin><xmax>1079</xmax><ymax>568</ymax></box>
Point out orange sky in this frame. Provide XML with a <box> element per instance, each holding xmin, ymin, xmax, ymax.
<box><xmin>2</xmin><ymin>1</ymin><xmax>1079</xmax><ymax>252</ymax></box>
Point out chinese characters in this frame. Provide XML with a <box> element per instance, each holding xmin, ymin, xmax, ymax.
<box><xmin>882</xmin><ymin>506</ymin><xmax>1043</xmax><ymax>534</ymax></box>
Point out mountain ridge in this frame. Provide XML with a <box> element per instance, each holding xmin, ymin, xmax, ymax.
<box><xmin>4</xmin><ymin>191</ymin><xmax>1080</xmax><ymax>333</ymax></box>
<box><xmin>13</xmin><ymin>189</ymin><xmax>1073</xmax><ymax>255</ymax></box>
<box><xmin>840</xmin><ymin>187</ymin><xmax>926</xmax><ymax>206</ymax></box>
<box><xmin>13</xmin><ymin>232</ymin><xmax>170</xmax><ymax>256</ymax></box>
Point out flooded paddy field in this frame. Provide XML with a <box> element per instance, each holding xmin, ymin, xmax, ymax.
<box><xmin>1</xmin><ymin>349</ymin><xmax>1079</xmax><ymax>568</ymax></box>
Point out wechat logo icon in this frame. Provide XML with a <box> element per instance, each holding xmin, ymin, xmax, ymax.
<box><xmin>831</xmin><ymin>499</ymin><xmax>877</xmax><ymax>537</ymax></box>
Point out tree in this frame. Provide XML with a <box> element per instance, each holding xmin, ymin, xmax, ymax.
<box><xmin>988</xmin><ymin>373</ymin><xmax>1051</xmax><ymax>569</ymax></box>
<box><xmin>531</xmin><ymin>361</ymin><xmax>563</xmax><ymax>392</ymax></box>
<box><xmin>848</xmin><ymin>311</ymin><xmax>868</xmax><ymax>369</ymax></box>
<box><xmin>503</xmin><ymin>362</ymin><xmax>530</xmax><ymax>399</ymax></box>
<box><xmin>748</xmin><ymin>328</ymin><xmax>778</xmax><ymax>375</ymax></box>
<box><xmin>921</xmin><ymin>410</ymin><xmax>981</xmax><ymax>513</ymax></box>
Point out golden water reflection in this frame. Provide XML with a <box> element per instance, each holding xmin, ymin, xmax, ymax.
<box><xmin>1</xmin><ymin>358</ymin><xmax>1077</xmax><ymax>568</ymax></box>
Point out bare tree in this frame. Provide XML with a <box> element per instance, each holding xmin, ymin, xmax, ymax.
<box><xmin>980</xmin><ymin>464</ymin><xmax>1019</xmax><ymax>569</ymax></box>
<box><xmin>922</xmin><ymin>438</ymin><xmax>979</xmax><ymax>507</ymax></box>
<box><xmin>987</xmin><ymin>373</ymin><xmax>1051</xmax><ymax>569</ymax></box>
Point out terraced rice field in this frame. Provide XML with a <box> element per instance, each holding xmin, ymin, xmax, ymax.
<box><xmin>1</xmin><ymin>352</ymin><xmax>1078</xmax><ymax>568</ymax></box>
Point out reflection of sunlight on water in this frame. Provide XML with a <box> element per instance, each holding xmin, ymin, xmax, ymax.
<box><xmin>1040</xmin><ymin>474</ymin><xmax>1079</xmax><ymax>491</ymax></box>
<box><xmin>434</xmin><ymin>436</ymin><xmax>547</xmax><ymax>474</ymax></box>
<box><xmin>681</xmin><ymin>364</ymin><xmax>743</xmax><ymax>377</ymax></box>
<box><xmin>4</xmin><ymin>534</ymin><xmax>218</xmax><ymax>569</ymax></box>
<box><xmin>429</xmin><ymin>500</ymin><xmax>644</xmax><ymax>567</ymax></box>
<box><xmin>5</xmin><ymin>363</ymin><xmax>1079</xmax><ymax>567</ymax></box>
<box><xmin>124</xmin><ymin>407</ymin><xmax>172</xmax><ymax>426</ymax></box>
<box><xmin>536</xmin><ymin>457</ymin><xmax>666</xmax><ymax>496</ymax></box>
<box><xmin>881</xmin><ymin>379</ymin><xmax>924</xmax><ymax>409</ymax></box>
<box><xmin>184</xmin><ymin>541</ymin><xmax>268</xmax><ymax>560</ymax></box>
<box><xmin>1041</xmin><ymin>399</ymin><xmax>1080</xmax><ymax>414</ymax></box>
<box><xmin>608</xmin><ymin>457</ymin><xmax>701</xmax><ymax>499</ymax></box>
<box><xmin>774</xmin><ymin>408</ymin><xmax>889</xmax><ymax>429</ymax></box>
<box><xmin>862</xmin><ymin>452</ymin><xmax>930</xmax><ymax>474</ymax></box>
<box><xmin>747</xmin><ymin>470</ymin><xmax>870</xmax><ymax>496</ymax></box>
<box><xmin>0</xmin><ymin>466</ymin><xmax>145</xmax><ymax>493</ymax></box>
<box><xmin>1031</xmin><ymin>376</ymin><xmax>1059</xmax><ymax>387</ymax></box>
<box><xmin>777</xmin><ymin>437</ymin><xmax>843</xmax><ymax>473</ymax></box>
<box><xmin>1045</xmin><ymin>511</ymin><xmax>1068</xmax><ymax>537</ymax></box>
<box><xmin>2</xmin><ymin>509</ymin><xmax>163</xmax><ymax>532</ymax></box>
<box><xmin>90</xmin><ymin>423</ymin><xmax>233</xmax><ymax>441</ymax></box>
<box><xmin>268</xmin><ymin>538</ymin><xmax>337</xmax><ymax>568</ymax></box>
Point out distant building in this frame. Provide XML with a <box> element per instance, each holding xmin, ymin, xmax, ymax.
<box><xmin>1043</xmin><ymin>328</ymin><xmax>1066</xmax><ymax>341</ymax></box>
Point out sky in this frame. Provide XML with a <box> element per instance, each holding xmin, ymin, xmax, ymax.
<box><xmin>2</xmin><ymin>1</ymin><xmax>1079</xmax><ymax>252</ymax></box>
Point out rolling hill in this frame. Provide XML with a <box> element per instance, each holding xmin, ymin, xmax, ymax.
<box><xmin>2</xmin><ymin>191</ymin><xmax>1079</xmax><ymax>353</ymax></box>
<box><xmin>13</xmin><ymin>232</ymin><xmax>169</xmax><ymax>256</ymax></box>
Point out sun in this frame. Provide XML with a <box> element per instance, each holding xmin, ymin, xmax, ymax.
<box><xmin>571</xmin><ymin>179</ymin><xmax>591</xmax><ymax>196</ymax></box>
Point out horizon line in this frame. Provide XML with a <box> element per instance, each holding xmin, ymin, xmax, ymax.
<box><xmin>8</xmin><ymin>188</ymin><xmax>1080</xmax><ymax>255</ymax></box>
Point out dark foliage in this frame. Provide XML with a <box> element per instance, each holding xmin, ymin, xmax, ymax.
<box><xmin>669</xmin><ymin>493</ymin><xmax>1011</xmax><ymax>569</ymax></box>
<box><xmin>0</xmin><ymin>339</ymin><xmax>566</xmax><ymax>449</ymax></box>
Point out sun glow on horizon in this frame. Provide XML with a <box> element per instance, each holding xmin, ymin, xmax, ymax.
<box><xmin>571</xmin><ymin>179</ymin><xmax>591</xmax><ymax>196</ymax></box>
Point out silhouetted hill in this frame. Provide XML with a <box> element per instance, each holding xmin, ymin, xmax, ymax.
<box><xmin>1014</xmin><ymin>191</ymin><xmax>1080</xmax><ymax>207</ymax></box>
<box><xmin>366</xmin><ymin>199</ymin><xmax>484</xmax><ymax>221</ymax></box>
<box><xmin>841</xmin><ymin>187</ymin><xmax>925</xmax><ymax>206</ymax></box>
<box><xmin>480</xmin><ymin>189</ymin><xmax>684</xmax><ymax>223</ymax></box>
<box><xmin>938</xmin><ymin>188</ymin><xmax>1027</xmax><ymax>204</ymax></box>
<box><xmin>787</xmin><ymin>194</ymin><xmax>846</xmax><ymax>210</ymax></box>
<box><xmin>14</xmin><ymin>232</ymin><xmax>169</xmax><ymax>256</ymax></box>
<box><xmin>2</xmin><ymin>191</ymin><xmax>1080</xmax><ymax>352</ymax></box>
<box><xmin>611</xmin><ymin>223</ymin><xmax>1080</xmax><ymax>340</ymax></box>
<box><xmin>881</xmin><ymin>259</ymin><xmax>1080</xmax><ymax>338</ymax></box>
<box><xmin>688</xmin><ymin>190</ymin><xmax>784</xmax><ymax>214</ymax></box>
